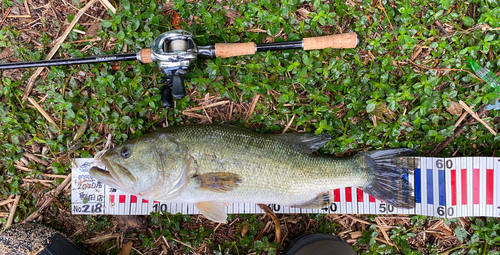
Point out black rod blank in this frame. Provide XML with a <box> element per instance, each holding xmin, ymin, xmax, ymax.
<box><xmin>0</xmin><ymin>53</ymin><xmax>138</xmax><ymax>70</ymax></box>
<box><xmin>256</xmin><ymin>41</ymin><xmax>303</xmax><ymax>52</ymax></box>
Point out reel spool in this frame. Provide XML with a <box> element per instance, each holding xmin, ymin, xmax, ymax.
<box><xmin>148</xmin><ymin>30</ymin><xmax>198</xmax><ymax>108</ymax></box>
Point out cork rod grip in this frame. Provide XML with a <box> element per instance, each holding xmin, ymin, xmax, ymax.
<box><xmin>140</xmin><ymin>49</ymin><xmax>153</xmax><ymax>63</ymax></box>
<box><xmin>215</xmin><ymin>42</ymin><xmax>256</xmax><ymax>58</ymax></box>
<box><xmin>303</xmin><ymin>33</ymin><xmax>358</xmax><ymax>50</ymax></box>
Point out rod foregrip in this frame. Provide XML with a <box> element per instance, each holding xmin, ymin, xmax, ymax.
<box><xmin>303</xmin><ymin>32</ymin><xmax>358</xmax><ymax>50</ymax></box>
<box><xmin>214</xmin><ymin>42</ymin><xmax>256</xmax><ymax>58</ymax></box>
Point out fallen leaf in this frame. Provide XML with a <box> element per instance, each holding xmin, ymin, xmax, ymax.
<box><xmin>86</xmin><ymin>22</ymin><xmax>101</xmax><ymax>38</ymax></box>
<box><xmin>241</xmin><ymin>224</ymin><xmax>249</xmax><ymax>237</ymax></box>
<box><xmin>118</xmin><ymin>241</ymin><xmax>133</xmax><ymax>255</ymax></box>
<box><xmin>446</xmin><ymin>101</ymin><xmax>463</xmax><ymax>116</ymax></box>
<box><xmin>371</xmin><ymin>103</ymin><xmax>397</xmax><ymax>121</ymax></box>
<box><xmin>115</xmin><ymin>215</ymin><xmax>146</xmax><ymax>233</ymax></box>
<box><xmin>0</xmin><ymin>47</ymin><xmax>14</xmax><ymax>59</ymax></box>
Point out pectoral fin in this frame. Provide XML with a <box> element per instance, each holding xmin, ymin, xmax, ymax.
<box><xmin>293</xmin><ymin>191</ymin><xmax>331</xmax><ymax>209</ymax></box>
<box><xmin>195</xmin><ymin>201</ymin><xmax>228</xmax><ymax>223</ymax></box>
<box><xmin>195</xmin><ymin>172</ymin><xmax>242</xmax><ymax>193</ymax></box>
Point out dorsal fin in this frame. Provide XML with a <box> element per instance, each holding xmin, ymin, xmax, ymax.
<box><xmin>269</xmin><ymin>132</ymin><xmax>331</xmax><ymax>154</ymax></box>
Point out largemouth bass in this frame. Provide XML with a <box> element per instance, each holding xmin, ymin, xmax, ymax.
<box><xmin>90</xmin><ymin>124</ymin><xmax>417</xmax><ymax>222</ymax></box>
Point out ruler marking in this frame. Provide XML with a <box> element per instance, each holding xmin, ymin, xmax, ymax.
<box><xmin>480</xmin><ymin>158</ymin><xmax>486</xmax><ymax>215</ymax></box>
<box><xmin>444</xmin><ymin>159</ymin><xmax>453</xmax><ymax>218</ymax></box>
<box><xmin>455</xmin><ymin>159</ymin><xmax>462</xmax><ymax>217</ymax></box>
<box><xmin>487</xmin><ymin>169</ymin><xmax>494</xmax><ymax>205</ymax></box>
<box><xmin>346</xmin><ymin>187</ymin><xmax>352</xmax><ymax>203</ymax></box>
<box><xmin>409</xmin><ymin>168</ymin><xmax>416</xmax><ymax>215</ymax></box>
<box><xmin>415</xmin><ymin>168</ymin><xmax>421</xmax><ymax>215</ymax></box>
<box><xmin>71</xmin><ymin>157</ymin><xmax>500</xmax><ymax>218</ymax></box>
<box><xmin>432</xmin><ymin>159</ymin><xmax>440</xmax><ymax>217</ymax></box>
<box><xmin>369</xmin><ymin>195</ymin><xmax>375</xmax><ymax>203</ymax></box>
<box><xmin>451</xmin><ymin>170</ymin><xmax>456</xmax><ymax>206</ymax></box>
<box><xmin>486</xmin><ymin>157</ymin><xmax>494</xmax><ymax>216</ymax></box>
<box><xmin>468</xmin><ymin>158</ymin><xmax>473</xmax><ymax>216</ymax></box>
<box><xmin>345</xmin><ymin>187</ymin><xmax>355</xmax><ymax>214</ymax></box>
<box><xmin>473</xmin><ymin>168</ymin><xmax>480</xmax><ymax>205</ymax></box>
<box><xmin>357</xmin><ymin>188</ymin><xmax>363</xmax><ymax>202</ymax></box>
<box><xmin>333</xmin><ymin>189</ymin><xmax>340</xmax><ymax>203</ymax></box>
<box><xmin>351</xmin><ymin>186</ymin><xmax>358</xmax><ymax>214</ymax></box>
<box><xmin>427</xmin><ymin>169</ymin><xmax>433</xmax><ymax>205</ymax></box>
<box><xmin>357</xmin><ymin>188</ymin><xmax>364</xmax><ymax>215</ymax></box>
<box><xmin>496</xmin><ymin>159</ymin><xmax>500</xmax><ymax>217</ymax></box>
<box><xmin>340</xmin><ymin>187</ymin><xmax>347</xmax><ymax>214</ymax></box>
<box><xmin>439</xmin><ymin>170</ymin><xmax>446</xmax><ymax>207</ymax></box>
<box><xmin>461</xmin><ymin>169</ymin><xmax>467</xmax><ymax>205</ymax></box>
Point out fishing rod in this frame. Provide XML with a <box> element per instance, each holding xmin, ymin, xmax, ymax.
<box><xmin>0</xmin><ymin>30</ymin><xmax>358</xmax><ymax>108</ymax></box>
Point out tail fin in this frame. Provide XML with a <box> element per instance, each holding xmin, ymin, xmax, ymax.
<box><xmin>361</xmin><ymin>149</ymin><xmax>419</xmax><ymax>209</ymax></box>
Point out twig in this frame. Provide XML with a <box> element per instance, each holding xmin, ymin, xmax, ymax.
<box><xmin>345</xmin><ymin>214</ymin><xmax>372</xmax><ymax>226</ymax></box>
<box><xmin>408</xmin><ymin>59</ymin><xmax>483</xmax><ymax>82</ymax></box>
<box><xmin>246</xmin><ymin>94</ymin><xmax>260</xmax><ymax>123</ymax></box>
<box><xmin>434</xmin><ymin>20</ymin><xmax>449</xmax><ymax>36</ymax></box>
<box><xmin>23</xmin><ymin>152</ymin><xmax>49</xmax><ymax>166</ymax></box>
<box><xmin>257</xmin><ymin>204</ymin><xmax>282</xmax><ymax>243</ymax></box>
<box><xmin>201</xmin><ymin>105</ymin><xmax>212</xmax><ymax>123</ymax></box>
<box><xmin>375</xmin><ymin>218</ymin><xmax>396</xmax><ymax>248</ymax></box>
<box><xmin>378</xmin><ymin>0</ymin><xmax>394</xmax><ymax>30</ymax></box>
<box><xmin>282</xmin><ymin>114</ymin><xmax>295</xmax><ymax>134</ymax></box>
<box><xmin>427</xmin><ymin>106</ymin><xmax>489</xmax><ymax>156</ymax></box>
<box><xmin>184</xmin><ymin>101</ymin><xmax>230</xmax><ymax>111</ymax></box>
<box><xmin>83</xmin><ymin>233</ymin><xmax>120</xmax><ymax>244</ymax></box>
<box><xmin>0</xmin><ymin>7</ymin><xmax>11</xmax><ymax>28</ymax></box>
<box><xmin>27</xmin><ymin>97</ymin><xmax>60</xmax><ymax>131</ymax></box>
<box><xmin>182</xmin><ymin>111</ymin><xmax>211</xmax><ymax>121</ymax></box>
<box><xmin>6</xmin><ymin>15</ymin><xmax>31</xmax><ymax>18</ymax></box>
<box><xmin>453</xmin><ymin>111</ymin><xmax>468</xmax><ymax>129</ymax></box>
<box><xmin>5</xmin><ymin>195</ymin><xmax>21</xmax><ymax>229</ymax></box>
<box><xmin>0</xmin><ymin>198</ymin><xmax>15</xmax><ymax>207</ymax></box>
<box><xmin>99</xmin><ymin>0</ymin><xmax>117</xmax><ymax>14</ymax></box>
<box><xmin>458</xmin><ymin>101</ymin><xmax>496</xmax><ymax>136</ymax></box>
<box><xmin>172</xmin><ymin>238</ymin><xmax>195</xmax><ymax>250</ymax></box>
<box><xmin>22</xmin><ymin>0</ymin><xmax>98</xmax><ymax>101</ymax></box>
<box><xmin>23</xmin><ymin>174</ymin><xmax>72</xmax><ymax>223</ymax></box>
<box><xmin>23</xmin><ymin>0</ymin><xmax>31</xmax><ymax>16</ymax></box>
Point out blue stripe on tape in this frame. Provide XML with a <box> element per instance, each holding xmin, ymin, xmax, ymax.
<box><xmin>415</xmin><ymin>169</ymin><xmax>421</xmax><ymax>203</ymax></box>
<box><xmin>439</xmin><ymin>169</ymin><xmax>445</xmax><ymax>206</ymax></box>
<box><xmin>427</xmin><ymin>169</ymin><xmax>433</xmax><ymax>205</ymax></box>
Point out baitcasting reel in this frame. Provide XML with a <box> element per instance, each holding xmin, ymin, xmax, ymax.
<box><xmin>0</xmin><ymin>30</ymin><xmax>359</xmax><ymax>108</ymax></box>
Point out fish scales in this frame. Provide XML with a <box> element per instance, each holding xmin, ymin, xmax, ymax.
<box><xmin>166</xmin><ymin>125</ymin><xmax>367</xmax><ymax>204</ymax></box>
<box><xmin>90</xmin><ymin>124</ymin><xmax>416</xmax><ymax>222</ymax></box>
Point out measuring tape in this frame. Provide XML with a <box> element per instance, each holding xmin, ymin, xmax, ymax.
<box><xmin>71</xmin><ymin>157</ymin><xmax>500</xmax><ymax>218</ymax></box>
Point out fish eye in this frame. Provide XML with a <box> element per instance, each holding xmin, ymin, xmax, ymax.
<box><xmin>121</xmin><ymin>148</ymin><xmax>131</xmax><ymax>158</ymax></box>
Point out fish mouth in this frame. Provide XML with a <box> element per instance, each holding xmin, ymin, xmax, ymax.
<box><xmin>89</xmin><ymin>157</ymin><xmax>136</xmax><ymax>190</ymax></box>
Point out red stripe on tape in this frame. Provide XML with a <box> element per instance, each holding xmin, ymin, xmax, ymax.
<box><xmin>451</xmin><ymin>169</ymin><xmax>456</xmax><ymax>206</ymax></box>
<box><xmin>345</xmin><ymin>187</ymin><xmax>352</xmax><ymax>203</ymax></box>
<box><xmin>334</xmin><ymin>189</ymin><xmax>340</xmax><ymax>202</ymax></box>
<box><xmin>142</xmin><ymin>199</ymin><xmax>148</xmax><ymax>203</ymax></box>
<box><xmin>369</xmin><ymin>195</ymin><xmax>375</xmax><ymax>203</ymax></box>
<box><xmin>154</xmin><ymin>201</ymin><xmax>159</xmax><ymax>203</ymax></box>
<box><xmin>357</xmin><ymin>188</ymin><xmax>363</xmax><ymax>202</ymax></box>
<box><xmin>119</xmin><ymin>195</ymin><xmax>126</xmax><ymax>203</ymax></box>
<box><xmin>473</xmin><ymin>168</ymin><xmax>480</xmax><ymax>205</ymax></box>
<box><xmin>110</xmin><ymin>194</ymin><xmax>114</xmax><ymax>204</ymax></box>
<box><xmin>461</xmin><ymin>169</ymin><xmax>467</xmax><ymax>205</ymax></box>
<box><xmin>487</xmin><ymin>169</ymin><xmax>494</xmax><ymax>205</ymax></box>
<box><xmin>131</xmin><ymin>195</ymin><xmax>137</xmax><ymax>203</ymax></box>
